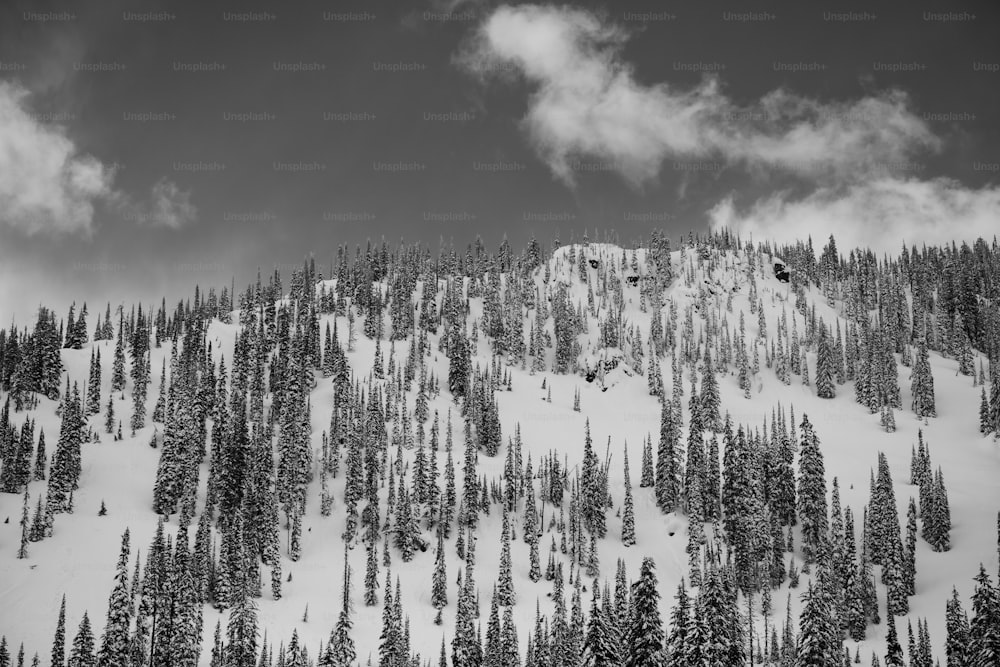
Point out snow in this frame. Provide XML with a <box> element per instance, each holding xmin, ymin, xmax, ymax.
<box><xmin>1</xmin><ymin>242</ymin><xmax>998</xmax><ymax>665</ymax></box>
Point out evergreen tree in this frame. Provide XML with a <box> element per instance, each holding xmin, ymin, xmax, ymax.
<box><xmin>796</xmin><ymin>580</ymin><xmax>836</xmax><ymax>666</ymax></box>
<box><xmin>98</xmin><ymin>529</ymin><xmax>132</xmax><ymax>667</ymax></box>
<box><xmin>51</xmin><ymin>594</ymin><xmax>67</xmax><ymax>667</ymax></box>
<box><xmin>68</xmin><ymin>612</ymin><xmax>95</xmax><ymax>667</ymax></box>
<box><xmin>654</xmin><ymin>401</ymin><xmax>681</xmax><ymax>513</ymax></box>
<box><xmin>699</xmin><ymin>349</ymin><xmax>721</xmax><ymax>431</ymax></box>
<box><xmin>883</xmin><ymin>614</ymin><xmax>904</xmax><ymax>667</ymax></box>
<box><xmin>945</xmin><ymin>587</ymin><xmax>969</xmax><ymax>667</ymax></box>
<box><xmin>581</xmin><ymin>585</ymin><xmax>618</xmax><ymax>667</ymax></box>
<box><xmin>911</xmin><ymin>340</ymin><xmax>936</xmax><ymax>419</ymax></box>
<box><xmin>580</xmin><ymin>420</ymin><xmax>606</xmax><ymax>539</ymax></box>
<box><xmin>448</xmin><ymin>327</ymin><xmax>471</xmax><ymax>401</ymax></box>
<box><xmin>796</xmin><ymin>415</ymin><xmax>827</xmax><ymax>563</ymax></box>
<box><xmin>625</xmin><ymin>557</ymin><xmax>665</xmax><ymax>667</ymax></box>
<box><xmin>497</xmin><ymin>512</ymin><xmax>515</xmax><ymax>607</ymax></box>
<box><xmin>432</xmin><ymin>527</ymin><xmax>448</xmax><ymax>624</ymax></box>
<box><xmin>904</xmin><ymin>498</ymin><xmax>917</xmax><ymax>596</ymax></box>
<box><xmin>967</xmin><ymin>565</ymin><xmax>1000</xmax><ymax>667</ymax></box>
<box><xmin>364</xmin><ymin>546</ymin><xmax>379</xmax><ymax>607</ymax></box>
<box><xmin>640</xmin><ymin>437</ymin><xmax>654</xmax><ymax>489</ymax></box>
<box><xmin>622</xmin><ymin>445</ymin><xmax>635</xmax><ymax>547</ymax></box>
<box><xmin>111</xmin><ymin>317</ymin><xmax>127</xmax><ymax>393</ymax></box>
<box><xmin>33</xmin><ymin>429</ymin><xmax>46</xmax><ymax>482</ymax></box>
<box><xmin>815</xmin><ymin>322</ymin><xmax>836</xmax><ymax>399</ymax></box>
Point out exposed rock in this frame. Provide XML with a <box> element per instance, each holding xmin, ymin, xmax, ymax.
<box><xmin>774</xmin><ymin>261</ymin><xmax>790</xmax><ymax>283</ymax></box>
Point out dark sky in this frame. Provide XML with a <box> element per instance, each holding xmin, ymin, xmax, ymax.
<box><xmin>1</xmin><ymin>0</ymin><xmax>999</xmax><ymax>324</ymax></box>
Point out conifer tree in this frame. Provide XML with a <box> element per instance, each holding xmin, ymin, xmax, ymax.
<box><xmin>945</xmin><ymin>587</ymin><xmax>969</xmax><ymax>667</ymax></box>
<box><xmin>884</xmin><ymin>614</ymin><xmax>904</xmax><ymax>667</ymax></box>
<box><xmin>501</xmin><ymin>604</ymin><xmax>520</xmax><ymax>667</ymax></box>
<box><xmin>640</xmin><ymin>436</ymin><xmax>654</xmax><ymax>488</ymax></box>
<box><xmin>622</xmin><ymin>445</ymin><xmax>635</xmax><ymax>547</ymax></box>
<box><xmin>86</xmin><ymin>350</ymin><xmax>102</xmax><ymax>416</ymax></box>
<box><xmin>884</xmin><ymin>541</ymin><xmax>909</xmax><ymax>616</ymax></box>
<box><xmin>815</xmin><ymin>322</ymin><xmax>836</xmax><ymax>398</ymax></box>
<box><xmin>98</xmin><ymin>529</ymin><xmax>132</xmax><ymax>667</ymax></box>
<box><xmin>796</xmin><ymin>578</ymin><xmax>838</xmax><ymax>667</ymax></box>
<box><xmin>319</xmin><ymin>549</ymin><xmax>357</xmax><ymax>667</ymax></box>
<box><xmin>432</xmin><ymin>527</ymin><xmax>448</xmax><ymax>624</ymax></box>
<box><xmin>796</xmin><ymin>415</ymin><xmax>827</xmax><ymax>564</ymax></box>
<box><xmin>580</xmin><ymin>420</ymin><xmax>606</xmax><ymax>539</ymax></box>
<box><xmin>967</xmin><ymin>565</ymin><xmax>1000</xmax><ymax>667</ymax></box>
<box><xmin>497</xmin><ymin>512</ymin><xmax>514</xmax><ymax>606</ymax></box>
<box><xmin>625</xmin><ymin>557</ymin><xmax>665</xmax><ymax>667</ymax></box>
<box><xmin>51</xmin><ymin>594</ymin><xmax>67</xmax><ymax>667</ymax></box>
<box><xmin>32</xmin><ymin>429</ymin><xmax>47</xmax><ymax>482</ymax></box>
<box><xmin>68</xmin><ymin>612</ymin><xmax>95</xmax><ymax>667</ymax></box>
<box><xmin>904</xmin><ymin>498</ymin><xmax>917</xmax><ymax>596</ymax></box>
<box><xmin>699</xmin><ymin>349</ymin><xmax>721</xmax><ymax>430</ymax></box>
<box><xmin>364</xmin><ymin>545</ymin><xmax>380</xmax><ymax>607</ymax></box>
<box><xmin>655</xmin><ymin>400</ymin><xmax>681</xmax><ymax>513</ymax></box>
<box><xmin>911</xmin><ymin>340</ymin><xmax>936</xmax><ymax>419</ymax></box>
<box><xmin>111</xmin><ymin>317</ymin><xmax>127</xmax><ymax>393</ymax></box>
<box><xmin>581</xmin><ymin>585</ymin><xmax>617</xmax><ymax>667</ymax></box>
<box><xmin>226</xmin><ymin>526</ymin><xmax>259</xmax><ymax>667</ymax></box>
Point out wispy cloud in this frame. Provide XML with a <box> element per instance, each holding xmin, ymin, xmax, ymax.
<box><xmin>461</xmin><ymin>4</ymin><xmax>994</xmax><ymax>250</ymax></box>
<box><xmin>459</xmin><ymin>4</ymin><xmax>938</xmax><ymax>188</ymax></box>
<box><xmin>148</xmin><ymin>178</ymin><xmax>196</xmax><ymax>230</ymax></box>
<box><xmin>0</xmin><ymin>80</ymin><xmax>195</xmax><ymax>236</ymax></box>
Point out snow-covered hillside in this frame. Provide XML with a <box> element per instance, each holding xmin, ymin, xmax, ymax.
<box><xmin>1</xmin><ymin>235</ymin><xmax>998</xmax><ymax>667</ymax></box>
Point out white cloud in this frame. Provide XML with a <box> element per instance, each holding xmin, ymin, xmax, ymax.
<box><xmin>0</xmin><ymin>80</ymin><xmax>196</xmax><ymax>235</ymax></box>
<box><xmin>149</xmin><ymin>178</ymin><xmax>196</xmax><ymax>229</ymax></box>
<box><xmin>0</xmin><ymin>80</ymin><xmax>114</xmax><ymax>235</ymax></box>
<box><xmin>708</xmin><ymin>177</ymin><xmax>1000</xmax><ymax>254</ymax></box>
<box><xmin>460</xmin><ymin>4</ymin><xmax>939</xmax><ymax>188</ymax></box>
<box><xmin>461</xmin><ymin>4</ymin><xmax>995</xmax><ymax>254</ymax></box>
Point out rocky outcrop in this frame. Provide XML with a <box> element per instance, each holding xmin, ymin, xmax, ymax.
<box><xmin>774</xmin><ymin>262</ymin><xmax>790</xmax><ymax>283</ymax></box>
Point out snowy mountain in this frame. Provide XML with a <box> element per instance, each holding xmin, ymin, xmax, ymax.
<box><xmin>1</xmin><ymin>232</ymin><xmax>999</xmax><ymax>667</ymax></box>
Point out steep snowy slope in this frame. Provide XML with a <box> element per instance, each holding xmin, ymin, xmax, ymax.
<box><xmin>0</xmin><ymin>240</ymin><xmax>998</xmax><ymax>666</ymax></box>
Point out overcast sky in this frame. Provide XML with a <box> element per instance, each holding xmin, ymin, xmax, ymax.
<box><xmin>1</xmin><ymin>0</ymin><xmax>999</xmax><ymax>325</ymax></box>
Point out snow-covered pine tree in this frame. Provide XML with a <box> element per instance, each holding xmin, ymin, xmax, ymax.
<box><xmin>815</xmin><ymin>321</ymin><xmax>836</xmax><ymax>398</ymax></box>
<box><xmin>884</xmin><ymin>613</ymin><xmax>904</xmax><ymax>667</ymax></box>
<box><xmin>625</xmin><ymin>557</ymin><xmax>665</xmax><ymax>667</ymax></box>
<box><xmin>655</xmin><ymin>400</ymin><xmax>681</xmax><ymax>513</ymax></box>
<box><xmin>904</xmin><ymin>498</ymin><xmax>918</xmax><ymax>596</ymax></box>
<box><xmin>497</xmin><ymin>511</ymin><xmax>514</xmax><ymax>606</ymax></box>
<box><xmin>911</xmin><ymin>339</ymin><xmax>936</xmax><ymax>419</ymax></box>
<box><xmin>622</xmin><ymin>444</ymin><xmax>635</xmax><ymax>547</ymax></box>
<box><xmin>640</xmin><ymin>436</ymin><xmax>654</xmax><ymax>488</ymax></box>
<box><xmin>796</xmin><ymin>415</ymin><xmax>828</xmax><ymax>564</ymax></box>
<box><xmin>967</xmin><ymin>564</ymin><xmax>1000</xmax><ymax>666</ymax></box>
<box><xmin>944</xmin><ymin>587</ymin><xmax>969</xmax><ymax>667</ymax></box>
<box><xmin>97</xmin><ymin>529</ymin><xmax>132</xmax><ymax>667</ymax></box>
<box><xmin>68</xmin><ymin>612</ymin><xmax>95</xmax><ymax>667</ymax></box>
<box><xmin>796</xmin><ymin>579</ymin><xmax>837</xmax><ymax>666</ymax></box>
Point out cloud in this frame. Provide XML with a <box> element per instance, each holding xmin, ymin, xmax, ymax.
<box><xmin>461</xmin><ymin>4</ymin><xmax>994</xmax><ymax>254</ymax></box>
<box><xmin>708</xmin><ymin>177</ymin><xmax>1000</xmax><ymax>254</ymax></box>
<box><xmin>459</xmin><ymin>4</ymin><xmax>939</xmax><ymax>188</ymax></box>
<box><xmin>0</xmin><ymin>80</ymin><xmax>196</xmax><ymax>235</ymax></box>
<box><xmin>0</xmin><ymin>80</ymin><xmax>115</xmax><ymax>235</ymax></box>
<box><xmin>148</xmin><ymin>178</ymin><xmax>196</xmax><ymax>229</ymax></box>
